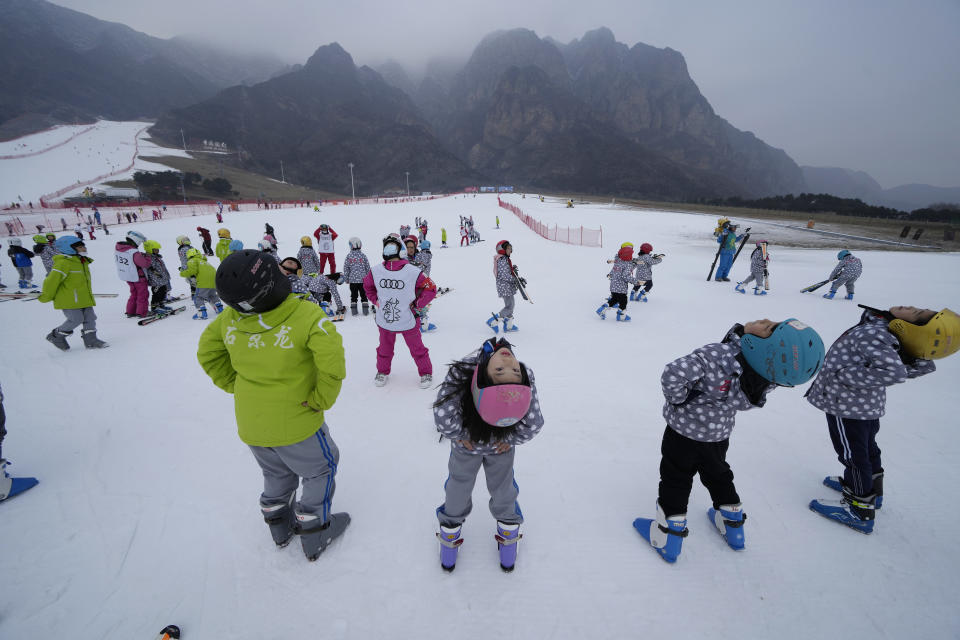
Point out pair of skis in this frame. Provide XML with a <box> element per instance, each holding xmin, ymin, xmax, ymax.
<box><xmin>511</xmin><ymin>264</ymin><xmax>532</xmax><ymax>303</ymax></box>
<box><xmin>138</xmin><ymin>306</ymin><xmax>187</xmax><ymax>326</ymax></box>
<box><xmin>801</xmin><ymin>278</ymin><xmax>837</xmax><ymax>293</ymax></box>
<box><xmin>0</xmin><ymin>292</ymin><xmax>119</xmax><ymax>301</ymax></box>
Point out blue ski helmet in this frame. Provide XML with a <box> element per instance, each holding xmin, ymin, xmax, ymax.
<box><xmin>229</xmin><ymin>239</ymin><xmax>244</xmax><ymax>251</ymax></box>
<box><xmin>420</xmin><ymin>240</ymin><xmax>431</xmax><ymax>250</ymax></box>
<box><xmin>55</xmin><ymin>235</ymin><xmax>83</xmax><ymax>255</ymax></box>
<box><xmin>740</xmin><ymin>319</ymin><xmax>825</xmax><ymax>387</ymax></box>
<box><xmin>837</xmin><ymin>250</ymin><xmax>851</xmax><ymax>260</ymax></box>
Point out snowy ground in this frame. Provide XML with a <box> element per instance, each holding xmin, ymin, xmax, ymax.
<box><xmin>0</xmin><ymin>120</ymin><xmax>188</xmax><ymax>205</ymax></box>
<box><xmin>1</xmin><ymin>194</ymin><xmax>959</xmax><ymax>639</ymax></box>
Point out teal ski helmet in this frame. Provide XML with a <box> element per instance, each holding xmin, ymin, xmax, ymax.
<box><xmin>740</xmin><ymin>319</ymin><xmax>825</xmax><ymax>387</ymax></box>
<box><xmin>837</xmin><ymin>250</ymin><xmax>851</xmax><ymax>260</ymax></box>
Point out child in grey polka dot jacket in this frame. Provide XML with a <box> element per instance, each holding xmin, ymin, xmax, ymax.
<box><xmin>432</xmin><ymin>337</ymin><xmax>544</xmax><ymax>571</ymax></box>
<box><xmin>633</xmin><ymin>318</ymin><xmax>825</xmax><ymax>563</ymax></box>
<box><xmin>807</xmin><ymin>305</ymin><xmax>957</xmax><ymax>534</ymax></box>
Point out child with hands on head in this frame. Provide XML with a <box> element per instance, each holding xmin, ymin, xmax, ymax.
<box><xmin>433</xmin><ymin>337</ymin><xmax>545</xmax><ymax>572</ymax></box>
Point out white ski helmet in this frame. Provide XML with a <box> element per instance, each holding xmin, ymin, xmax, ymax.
<box><xmin>348</xmin><ymin>237</ymin><xmax>362</xmax><ymax>250</ymax></box>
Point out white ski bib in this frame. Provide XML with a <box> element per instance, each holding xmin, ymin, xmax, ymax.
<box><xmin>372</xmin><ymin>262</ymin><xmax>420</xmax><ymax>331</ymax></box>
<box><xmin>316</xmin><ymin>234</ymin><xmax>335</xmax><ymax>253</ymax></box>
<box><xmin>115</xmin><ymin>249</ymin><xmax>140</xmax><ymax>282</ymax></box>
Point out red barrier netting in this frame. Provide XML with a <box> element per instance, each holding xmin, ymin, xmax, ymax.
<box><xmin>497</xmin><ymin>197</ymin><xmax>602</xmax><ymax>247</ymax></box>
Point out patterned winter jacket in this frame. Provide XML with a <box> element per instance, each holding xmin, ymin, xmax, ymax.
<box><xmin>38</xmin><ymin>244</ymin><xmax>57</xmax><ymax>273</ymax></box>
<box><xmin>434</xmin><ymin>351</ymin><xmax>544</xmax><ymax>456</ymax></box>
<box><xmin>177</xmin><ymin>245</ymin><xmax>191</xmax><ymax>270</ymax></box>
<box><xmin>342</xmin><ymin>249</ymin><xmax>371</xmax><ymax>283</ymax></box>
<box><xmin>748</xmin><ymin>247</ymin><xmax>768</xmax><ymax>278</ymax></box>
<box><xmin>805</xmin><ymin>311</ymin><xmax>935</xmax><ymax>420</ymax></box>
<box><xmin>495</xmin><ymin>255</ymin><xmax>518</xmax><ymax>297</ymax></box>
<box><xmin>661</xmin><ymin>325</ymin><xmax>775</xmax><ymax>443</ymax></box>
<box><xmin>286</xmin><ymin>273</ymin><xmax>312</xmax><ymax>299</ymax></box>
<box><xmin>305</xmin><ymin>273</ymin><xmax>343</xmax><ymax>309</ymax></box>
<box><xmin>828</xmin><ymin>255</ymin><xmax>863</xmax><ymax>285</ymax></box>
<box><xmin>607</xmin><ymin>257</ymin><xmax>639</xmax><ymax>294</ymax></box>
<box><xmin>633</xmin><ymin>254</ymin><xmax>662</xmax><ymax>281</ymax></box>
<box><xmin>297</xmin><ymin>246</ymin><xmax>321</xmax><ymax>276</ymax></box>
<box><xmin>146</xmin><ymin>253</ymin><xmax>171</xmax><ymax>287</ymax></box>
<box><xmin>414</xmin><ymin>249</ymin><xmax>432</xmax><ymax>277</ymax></box>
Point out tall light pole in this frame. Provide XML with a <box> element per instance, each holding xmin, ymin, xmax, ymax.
<box><xmin>180</xmin><ymin>129</ymin><xmax>187</xmax><ymax>152</ymax></box>
<box><xmin>348</xmin><ymin>163</ymin><xmax>355</xmax><ymax>200</ymax></box>
<box><xmin>280</xmin><ymin>160</ymin><xmax>285</xmax><ymax>184</ymax></box>
<box><xmin>405</xmin><ymin>171</ymin><xmax>410</xmax><ymax>196</ymax></box>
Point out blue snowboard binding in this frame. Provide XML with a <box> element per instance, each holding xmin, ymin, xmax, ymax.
<box><xmin>707</xmin><ymin>503</ymin><xmax>746</xmax><ymax>550</ymax></box>
<box><xmin>0</xmin><ymin>459</ymin><xmax>38</xmax><ymax>502</ymax></box>
<box><xmin>633</xmin><ymin>502</ymin><xmax>688</xmax><ymax>563</ymax></box>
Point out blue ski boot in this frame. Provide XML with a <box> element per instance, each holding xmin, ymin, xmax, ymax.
<box><xmin>0</xmin><ymin>459</ymin><xmax>39</xmax><ymax>502</ymax></box>
<box><xmin>735</xmin><ymin>282</ymin><xmax>746</xmax><ymax>294</ymax></box>
<box><xmin>823</xmin><ymin>290</ymin><xmax>836</xmax><ymax>299</ymax></box>
<box><xmin>503</xmin><ymin>317</ymin><xmax>519</xmax><ymax>333</ymax></box>
<box><xmin>633</xmin><ymin>502</ymin><xmax>688</xmax><ymax>563</ymax></box>
<box><xmin>495</xmin><ymin>521</ymin><xmax>522</xmax><ymax>572</ymax></box>
<box><xmin>596</xmin><ymin>304</ymin><xmax>609</xmax><ymax>320</ymax></box>
<box><xmin>753</xmin><ymin>287</ymin><xmax>767</xmax><ymax>296</ymax></box>
<box><xmin>486</xmin><ymin>312</ymin><xmax>500</xmax><ymax>334</ymax></box>
<box><xmin>844</xmin><ymin>292</ymin><xmax>854</xmax><ymax>300</ymax></box>
<box><xmin>809</xmin><ymin>490</ymin><xmax>875</xmax><ymax>534</ymax></box>
<box><xmin>193</xmin><ymin>307</ymin><xmax>208</xmax><ymax>320</ymax></box>
<box><xmin>616</xmin><ymin>310</ymin><xmax>631</xmax><ymax>322</ymax></box>
<box><xmin>823</xmin><ymin>473</ymin><xmax>883</xmax><ymax>509</ymax></box>
<box><xmin>437</xmin><ymin>524</ymin><xmax>463</xmax><ymax>572</ymax></box>
<box><xmin>214</xmin><ymin>302</ymin><xmax>224</xmax><ymax>314</ymax></box>
<box><xmin>707</xmin><ymin>503</ymin><xmax>746</xmax><ymax>550</ymax></box>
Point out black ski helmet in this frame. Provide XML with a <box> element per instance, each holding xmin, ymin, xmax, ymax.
<box><xmin>216</xmin><ymin>250</ymin><xmax>291</xmax><ymax>313</ymax></box>
<box><xmin>383</xmin><ymin>235</ymin><xmax>403</xmax><ymax>260</ymax></box>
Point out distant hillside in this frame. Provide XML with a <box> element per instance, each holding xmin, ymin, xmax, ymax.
<box><xmin>802</xmin><ymin>166</ymin><xmax>960</xmax><ymax>211</ymax></box>
<box><xmin>0</xmin><ymin>0</ymin><xmax>288</xmax><ymax>128</ymax></box>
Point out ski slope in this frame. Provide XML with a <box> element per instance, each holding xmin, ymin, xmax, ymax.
<box><xmin>0</xmin><ymin>120</ymin><xmax>189</xmax><ymax>206</ymax></box>
<box><xmin>1</xmin><ymin>194</ymin><xmax>958</xmax><ymax>639</ymax></box>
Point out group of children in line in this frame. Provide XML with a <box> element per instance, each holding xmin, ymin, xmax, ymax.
<box><xmin>597</xmin><ymin>241</ymin><xmax>664</xmax><ymax>322</ymax></box>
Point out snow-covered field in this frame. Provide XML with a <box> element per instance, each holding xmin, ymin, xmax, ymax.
<box><xmin>0</xmin><ymin>120</ymin><xmax>188</xmax><ymax>205</ymax></box>
<box><xmin>1</xmin><ymin>193</ymin><xmax>958</xmax><ymax>639</ymax></box>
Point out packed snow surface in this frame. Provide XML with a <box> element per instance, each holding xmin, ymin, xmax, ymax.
<box><xmin>1</xmin><ymin>194</ymin><xmax>958</xmax><ymax>639</ymax></box>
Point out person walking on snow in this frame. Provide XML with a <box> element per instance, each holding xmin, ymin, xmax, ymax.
<box><xmin>342</xmin><ymin>237</ymin><xmax>372</xmax><ymax>316</ymax></box>
<box><xmin>32</xmin><ymin>235</ymin><xmax>55</xmax><ymax>275</ymax></box>
<box><xmin>297</xmin><ymin>237</ymin><xmax>321</xmax><ymax>276</ymax></box>
<box><xmin>39</xmin><ymin>236</ymin><xmax>108</xmax><ymax>350</ymax></box>
<box><xmin>630</xmin><ymin>243</ymin><xmax>663</xmax><ymax>302</ymax></box>
<box><xmin>179</xmin><ymin>248</ymin><xmax>222</xmax><ymax>320</ymax></box>
<box><xmin>713</xmin><ymin>221</ymin><xmax>744</xmax><ymax>282</ymax></box>
<box><xmin>633</xmin><ymin>318</ymin><xmax>824</xmax><ymax>563</ymax></box>
<box><xmin>312</xmin><ymin>224</ymin><xmax>338</xmax><ymax>274</ymax></box>
<box><xmin>197</xmin><ymin>250</ymin><xmax>349</xmax><ymax>561</ymax></box>
<box><xmin>597</xmin><ymin>242</ymin><xmax>640</xmax><ymax>322</ymax></box>
<box><xmin>115</xmin><ymin>230</ymin><xmax>152</xmax><ymax>318</ymax></box>
<box><xmin>176</xmin><ymin>236</ymin><xmax>196</xmax><ymax>301</ymax></box>
<box><xmin>486</xmin><ymin>240</ymin><xmax>521</xmax><ymax>333</ymax></box>
<box><xmin>807</xmin><ymin>305</ymin><xmax>956</xmax><ymax>534</ymax></box>
<box><xmin>215</xmin><ymin>229</ymin><xmax>232</xmax><ymax>261</ymax></box>
<box><xmin>823</xmin><ymin>250</ymin><xmax>863</xmax><ymax>300</ymax></box>
<box><xmin>363</xmin><ymin>235</ymin><xmax>437</xmax><ymax>388</ymax></box>
<box><xmin>433</xmin><ymin>337</ymin><xmax>544</xmax><ymax>572</ymax></box>
<box><xmin>735</xmin><ymin>241</ymin><xmax>770</xmax><ymax>296</ymax></box>
<box><xmin>197</xmin><ymin>226</ymin><xmax>214</xmax><ymax>256</ymax></box>
<box><xmin>6</xmin><ymin>239</ymin><xmax>36</xmax><ymax>290</ymax></box>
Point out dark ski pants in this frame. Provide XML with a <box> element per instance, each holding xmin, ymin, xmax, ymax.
<box><xmin>248</xmin><ymin>425</ymin><xmax>339</xmax><ymax>522</ymax></box>
<box><xmin>632</xmin><ymin>279</ymin><xmax>653</xmax><ymax>293</ymax></box>
<box><xmin>150</xmin><ymin>285</ymin><xmax>168</xmax><ymax>308</ymax></box>
<box><xmin>0</xmin><ymin>398</ymin><xmax>7</xmax><ymax>459</ymax></box>
<box><xmin>715</xmin><ymin>249</ymin><xmax>735</xmax><ymax>280</ymax></box>
<box><xmin>826</xmin><ymin>413</ymin><xmax>881</xmax><ymax>496</ymax></box>
<box><xmin>658</xmin><ymin>425</ymin><xmax>740</xmax><ymax>518</ymax></box>
<box><xmin>349</xmin><ymin>283</ymin><xmax>368</xmax><ymax>303</ymax></box>
<box><xmin>202</xmin><ymin>240</ymin><xmax>214</xmax><ymax>256</ymax></box>
<box><xmin>606</xmin><ymin>292</ymin><xmax>628</xmax><ymax>310</ymax></box>
<box><xmin>437</xmin><ymin>445</ymin><xmax>522</xmax><ymax>527</ymax></box>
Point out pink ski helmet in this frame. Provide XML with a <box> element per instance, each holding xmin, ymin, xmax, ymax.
<box><xmin>471</xmin><ymin>338</ymin><xmax>532</xmax><ymax>427</ymax></box>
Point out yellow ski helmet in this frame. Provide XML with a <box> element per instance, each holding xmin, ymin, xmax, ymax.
<box><xmin>217</xmin><ymin>228</ymin><xmax>231</xmax><ymax>239</ymax></box>
<box><xmin>143</xmin><ymin>239</ymin><xmax>161</xmax><ymax>254</ymax></box>
<box><xmin>176</xmin><ymin>235</ymin><xmax>191</xmax><ymax>246</ymax></box>
<box><xmin>889</xmin><ymin>308</ymin><xmax>960</xmax><ymax>361</ymax></box>
<box><xmin>620</xmin><ymin>242</ymin><xmax>634</xmax><ymax>249</ymax></box>
<box><xmin>300</xmin><ymin>236</ymin><xmax>313</xmax><ymax>247</ymax></box>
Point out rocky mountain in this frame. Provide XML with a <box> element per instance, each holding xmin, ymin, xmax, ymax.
<box><xmin>801</xmin><ymin>166</ymin><xmax>960</xmax><ymax>211</ymax></box>
<box><xmin>0</xmin><ymin>0</ymin><xmax>288</xmax><ymax>130</ymax></box>
<box><xmin>150</xmin><ymin>44</ymin><xmax>480</xmax><ymax>195</ymax></box>
<box><xmin>401</xmin><ymin>27</ymin><xmax>803</xmax><ymax>198</ymax></box>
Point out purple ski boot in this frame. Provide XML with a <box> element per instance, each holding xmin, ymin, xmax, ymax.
<box><xmin>495</xmin><ymin>521</ymin><xmax>522</xmax><ymax>572</ymax></box>
<box><xmin>437</xmin><ymin>524</ymin><xmax>463</xmax><ymax>572</ymax></box>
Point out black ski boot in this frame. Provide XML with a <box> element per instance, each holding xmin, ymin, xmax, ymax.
<box><xmin>296</xmin><ymin>512</ymin><xmax>350</xmax><ymax>561</ymax></box>
<box><xmin>350</xmin><ymin>302</ymin><xmax>358</xmax><ymax>316</ymax></box>
<box><xmin>45</xmin><ymin>328</ymin><xmax>72</xmax><ymax>350</ymax></box>
<box><xmin>361</xmin><ymin>302</ymin><xmax>370</xmax><ymax>316</ymax></box>
<box><xmin>260</xmin><ymin>493</ymin><xmax>296</xmax><ymax>548</ymax></box>
<box><xmin>81</xmin><ymin>329</ymin><xmax>109</xmax><ymax>349</ymax></box>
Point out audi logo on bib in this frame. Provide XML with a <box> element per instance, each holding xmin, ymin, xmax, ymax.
<box><xmin>379</xmin><ymin>278</ymin><xmax>406</xmax><ymax>289</ymax></box>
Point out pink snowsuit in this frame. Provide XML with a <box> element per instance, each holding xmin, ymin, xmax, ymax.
<box><xmin>116</xmin><ymin>242</ymin><xmax>152</xmax><ymax>317</ymax></box>
<box><xmin>363</xmin><ymin>259</ymin><xmax>437</xmax><ymax>376</ymax></box>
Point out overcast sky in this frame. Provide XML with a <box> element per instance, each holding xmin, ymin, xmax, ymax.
<box><xmin>56</xmin><ymin>0</ymin><xmax>960</xmax><ymax>188</ymax></box>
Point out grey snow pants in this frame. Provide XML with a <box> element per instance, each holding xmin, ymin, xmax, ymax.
<box><xmin>16</xmin><ymin>266</ymin><xmax>33</xmax><ymax>282</ymax></box>
<box><xmin>57</xmin><ymin>307</ymin><xmax>97</xmax><ymax>332</ymax></box>
<box><xmin>248</xmin><ymin>424</ymin><xmax>339</xmax><ymax>522</ymax></box>
<box><xmin>498</xmin><ymin>295</ymin><xmax>516</xmax><ymax>319</ymax></box>
<box><xmin>194</xmin><ymin>287</ymin><xmax>221</xmax><ymax>310</ymax></box>
<box><xmin>437</xmin><ymin>445</ymin><xmax>522</xmax><ymax>527</ymax></box>
<box><xmin>831</xmin><ymin>275</ymin><xmax>858</xmax><ymax>295</ymax></box>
